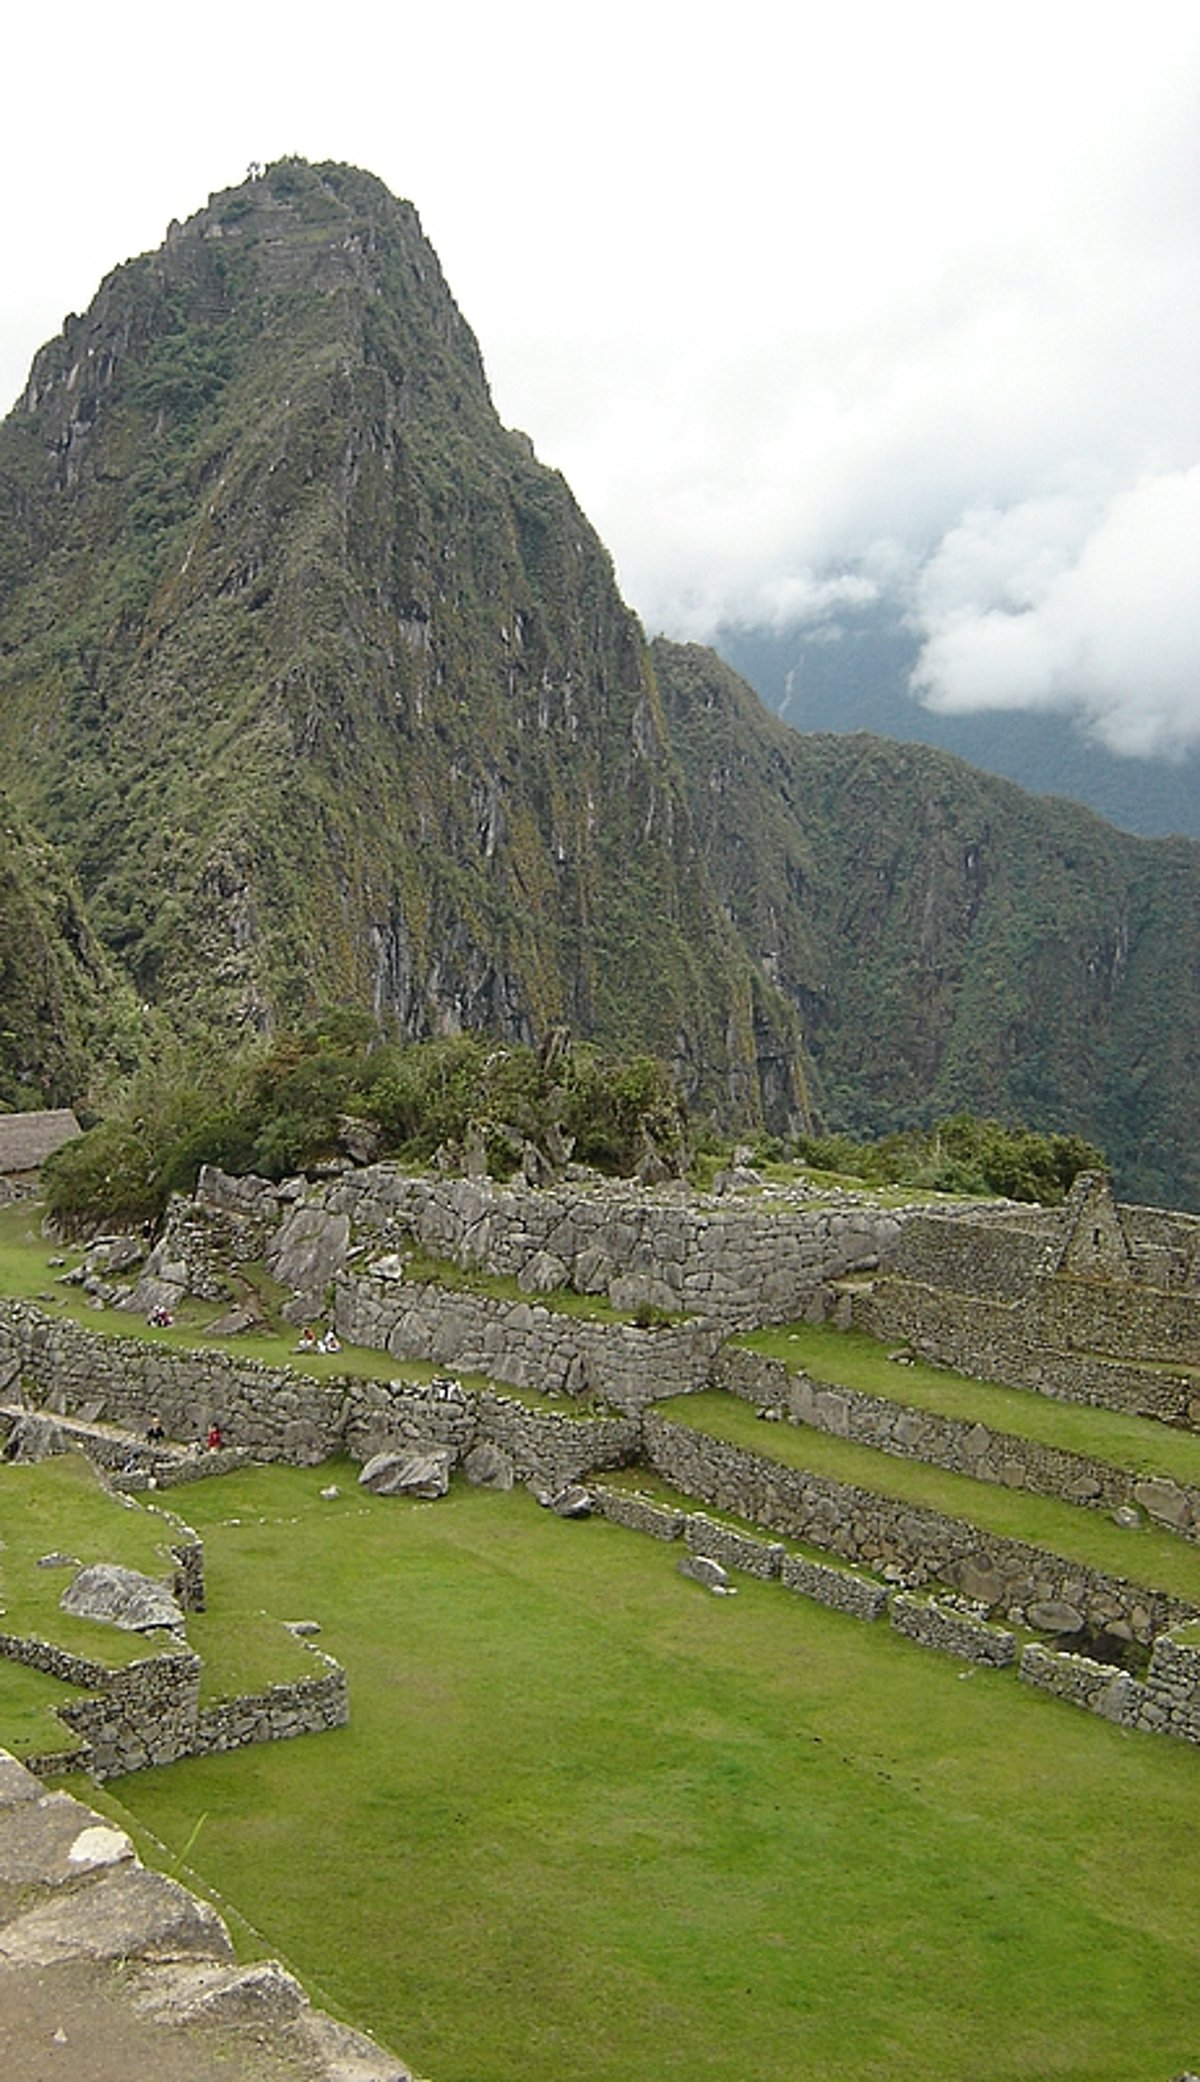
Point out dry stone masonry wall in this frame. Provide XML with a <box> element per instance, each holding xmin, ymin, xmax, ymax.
<box><xmin>717</xmin><ymin>1346</ymin><xmax>1200</xmax><ymax>1535</ymax></box>
<box><xmin>311</xmin><ymin>1167</ymin><xmax>905</xmax><ymax>1324</ymax></box>
<box><xmin>641</xmin><ymin>1413</ymin><xmax>1194</xmax><ymax>1645</ymax></box>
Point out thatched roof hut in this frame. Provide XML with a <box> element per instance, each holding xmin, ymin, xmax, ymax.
<box><xmin>0</xmin><ymin>1108</ymin><xmax>82</xmax><ymax>1186</ymax></box>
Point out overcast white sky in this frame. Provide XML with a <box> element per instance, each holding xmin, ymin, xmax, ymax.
<box><xmin>3</xmin><ymin>0</ymin><xmax>1197</xmax><ymax>758</ymax></box>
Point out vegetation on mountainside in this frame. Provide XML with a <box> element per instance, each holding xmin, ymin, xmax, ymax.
<box><xmin>0</xmin><ymin>160</ymin><xmax>795</xmax><ymax>1124</ymax></box>
<box><xmin>42</xmin><ymin>1023</ymin><xmax>689</xmax><ymax>1236</ymax></box>
<box><xmin>653</xmin><ymin>639</ymin><xmax>1200</xmax><ymax>1210</ymax></box>
<box><xmin>0</xmin><ymin>800</ymin><xmax>148</xmax><ymax>1110</ymax></box>
<box><xmin>784</xmin><ymin>1114</ymin><xmax>1104</xmax><ymax>1203</ymax></box>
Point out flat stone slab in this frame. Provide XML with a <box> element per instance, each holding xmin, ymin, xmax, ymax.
<box><xmin>0</xmin><ymin>1862</ymin><xmax>234</xmax><ymax>1968</ymax></box>
<box><xmin>60</xmin><ymin>1561</ymin><xmax>186</xmax><ymax>1633</ymax></box>
<box><xmin>0</xmin><ymin>1791</ymin><xmax>134</xmax><ymax>1886</ymax></box>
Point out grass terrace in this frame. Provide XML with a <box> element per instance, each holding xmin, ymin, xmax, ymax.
<box><xmin>61</xmin><ymin>1461</ymin><xmax>1200</xmax><ymax>2082</ymax></box>
<box><xmin>656</xmin><ymin>1391</ymin><xmax>1200</xmax><ymax>1605</ymax></box>
<box><xmin>737</xmin><ymin>1320</ymin><xmax>1200</xmax><ymax>1485</ymax></box>
<box><xmin>0</xmin><ymin>1454</ymin><xmax>318</xmax><ymax>1738</ymax></box>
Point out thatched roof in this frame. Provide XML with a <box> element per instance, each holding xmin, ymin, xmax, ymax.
<box><xmin>0</xmin><ymin>1109</ymin><xmax>82</xmax><ymax>1175</ymax></box>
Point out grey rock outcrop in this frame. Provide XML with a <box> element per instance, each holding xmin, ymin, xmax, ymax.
<box><xmin>60</xmin><ymin>1562</ymin><xmax>186</xmax><ymax>1633</ymax></box>
<box><xmin>3</xmin><ymin>1411</ymin><xmax>68</xmax><ymax>1462</ymax></box>
<box><xmin>358</xmin><ymin>1448</ymin><xmax>454</xmax><ymax>1499</ymax></box>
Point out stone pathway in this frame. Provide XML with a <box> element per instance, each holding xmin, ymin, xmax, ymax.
<box><xmin>0</xmin><ymin>1752</ymin><xmax>412</xmax><ymax>2082</ymax></box>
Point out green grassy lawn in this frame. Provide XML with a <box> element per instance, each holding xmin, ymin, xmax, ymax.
<box><xmin>657</xmin><ymin>1393</ymin><xmax>1200</xmax><ymax>1606</ymax></box>
<box><xmin>739</xmin><ymin>1321</ymin><xmax>1200</xmax><ymax>1483</ymax></box>
<box><xmin>74</xmin><ymin>1463</ymin><xmax>1200</xmax><ymax>2082</ymax></box>
<box><xmin>0</xmin><ymin>1455</ymin><xmax>316</xmax><ymax>1739</ymax></box>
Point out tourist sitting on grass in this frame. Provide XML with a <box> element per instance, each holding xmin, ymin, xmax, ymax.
<box><xmin>318</xmin><ymin>1329</ymin><xmax>341</xmax><ymax>1354</ymax></box>
<box><xmin>295</xmin><ymin>1325</ymin><xmax>317</xmax><ymax>1351</ymax></box>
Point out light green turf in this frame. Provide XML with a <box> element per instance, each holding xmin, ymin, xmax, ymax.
<box><xmin>70</xmin><ymin>1463</ymin><xmax>1200</xmax><ymax>2082</ymax></box>
<box><xmin>656</xmin><ymin>1393</ymin><xmax>1200</xmax><ymax>1605</ymax></box>
<box><xmin>738</xmin><ymin>1320</ymin><xmax>1200</xmax><ymax>1481</ymax></box>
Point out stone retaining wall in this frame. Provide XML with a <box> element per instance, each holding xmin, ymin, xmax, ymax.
<box><xmin>590</xmin><ymin>1489</ymin><xmax>686</xmax><ymax>1540</ymax></box>
<box><xmin>641</xmin><ymin>1414</ymin><xmax>1194</xmax><ymax>1645</ymax></box>
<box><xmin>778</xmin><ymin>1552</ymin><xmax>889</xmax><ymax>1621</ymax></box>
<box><xmin>1020</xmin><ymin>1634</ymin><xmax>1200</xmax><ymax>1746</ymax></box>
<box><xmin>717</xmin><ymin>1345</ymin><xmax>1200</xmax><ymax>1535</ymax></box>
<box><xmin>855</xmin><ymin>1279</ymin><xmax>1200</xmax><ymax>1428</ymax></box>
<box><xmin>0</xmin><ymin>1303</ymin><xmax>639</xmax><ymax>1488</ymax></box>
<box><xmin>1</xmin><ymin>1623</ymin><xmax>350</xmax><ymax>1781</ymax></box>
<box><xmin>318</xmin><ymin>1169</ymin><xmax>905</xmax><ymax>1325</ymax></box>
<box><xmin>889</xmin><ymin>1594</ymin><xmax>1017</xmax><ymax>1666</ymax></box>
<box><xmin>334</xmin><ymin>1272</ymin><xmax>722</xmax><ymax>1414</ymax></box>
<box><xmin>683</xmin><ymin>1512</ymin><xmax>784</xmax><ymax>1580</ymax></box>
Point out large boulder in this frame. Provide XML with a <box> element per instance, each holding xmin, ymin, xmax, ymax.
<box><xmin>358</xmin><ymin>1449</ymin><xmax>453</xmax><ymax>1500</ymax></box>
<box><xmin>462</xmin><ymin>1442</ymin><xmax>515</xmax><ymax>1490</ymax></box>
<box><xmin>60</xmin><ymin>1564</ymin><xmax>186</xmax><ymax>1633</ymax></box>
<box><xmin>266</xmin><ymin>1206</ymin><xmax>351</xmax><ymax>1309</ymax></box>
<box><xmin>3</xmin><ymin>1413</ymin><xmax>69</xmax><ymax>1463</ymax></box>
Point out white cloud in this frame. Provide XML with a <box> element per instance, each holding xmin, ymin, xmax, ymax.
<box><xmin>910</xmin><ymin>470</ymin><xmax>1200</xmax><ymax>756</ymax></box>
<box><xmin>0</xmin><ymin>1</ymin><xmax>1196</xmax><ymax>761</ymax></box>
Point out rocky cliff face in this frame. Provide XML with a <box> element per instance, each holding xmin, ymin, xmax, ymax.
<box><xmin>653</xmin><ymin>640</ymin><xmax>1200</xmax><ymax>1208</ymax></box>
<box><xmin>3</xmin><ymin>161</ymin><xmax>1198</xmax><ymax>1207</ymax></box>
<box><xmin>0</xmin><ymin>161</ymin><xmax>803</xmax><ymax>1125</ymax></box>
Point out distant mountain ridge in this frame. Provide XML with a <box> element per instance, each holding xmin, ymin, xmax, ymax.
<box><xmin>654</xmin><ymin>641</ymin><xmax>1200</xmax><ymax>1211</ymax></box>
<box><xmin>1</xmin><ymin>161</ymin><xmax>1198</xmax><ymax>1207</ymax></box>
<box><xmin>716</xmin><ymin>606</ymin><xmax>1200</xmax><ymax>841</ymax></box>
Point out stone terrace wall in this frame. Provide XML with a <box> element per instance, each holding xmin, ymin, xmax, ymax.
<box><xmin>341</xmin><ymin>1378</ymin><xmax>640</xmax><ymax>1489</ymax></box>
<box><xmin>319</xmin><ymin>1170</ymin><xmax>905</xmax><ymax>1325</ymax></box>
<box><xmin>1019</xmin><ymin>1634</ymin><xmax>1200</xmax><ymax>1745</ymax></box>
<box><xmin>716</xmin><ymin>1346</ymin><xmax>1200</xmax><ymax>1535</ymax></box>
<box><xmin>0</xmin><ymin>1626</ymin><xmax>349</xmax><ymax>1782</ymax></box>
<box><xmin>891</xmin><ymin>1209</ymin><xmax>1056</xmax><ymax>1301</ymax></box>
<box><xmin>0</xmin><ymin>1303</ymin><xmax>639</xmax><ymax>1490</ymax></box>
<box><xmin>855</xmin><ymin>1280</ymin><xmax>1200</xmax><ymax>1428</ymax></box>
<box><xmin>335</xmin><ymin>1272</ymin><xmax>722</xmax><ymax>1415</ymax></box>
<box><xmin>641</xmin><ymin>1414</ymin><xmax>1194</xmax><ymax>1645</ymax></box>
<box><xmin>889</xmin><ymin>1593</ymin><xmax>1017</xmax><ymax>1667</ymax></box>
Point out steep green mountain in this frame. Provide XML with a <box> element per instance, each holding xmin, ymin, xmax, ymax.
<box><xmin>0</xmin><ymin>799</ymin><xmax>143</xmax><ymax>1110</ymax></box>
<box><xmin>653</xmin><ymin>640</ymin><xmax>1200</xmax><ymax>1209</ymax></box>
<box><xmin>2</xmin><ymin>160</ymin><xmax>1197</xmax><ymax>1209</ymax></box>
<box><xmin>0</xmin><ymin>161</ymin><xmax>802</xmax><ymax>1126</ymax></box>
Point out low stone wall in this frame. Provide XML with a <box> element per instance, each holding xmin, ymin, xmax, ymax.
<box><xmin>319</xmin><ymin>1168</ymin><xmax>906</xmax><ymax>1325</ymax></box>
<box><xmin>1018</xmin><ymin>1643</ymin><xmax>1136</xmax><ymax>1721</ymax></box>
<box><xmin>2</xmin><ymin>1622</ymin><xmax>350</xmax><ymax>1781</ymax></box>
<box><xmin>717</xmin><ymin>1346</ymin><xmax>1200</xmax><ymax>1535</ymax></box>
<box><xmin>855</xmin><ymin>1279</ymin><xmax>1200</xmax><ymax>1428</ymax></box>
<box><xmin>684</xmin><ymin>1512</ymin><xmax>784</xmax><ymax>1580</ymax></box>
<box><xmin>642</xmin><ymin>1414</ymin><xmax>1194</xmax><ymax>1645</ymax></box>
<box><xmin>779</xmin><ymin>1552</ymin><xmax>889</xmax><ymax>1621</ymax></box>
<box><xmin>334</xmin><ymin>1271</ymin><xmax>722</xmax><ymax>1415</ymax></box>
<box><xmin>193</xmin><ymin>1662</ymin><xmax>349</xmax><ymax>1759</ymax></box>
<box><xmin>591</xmin><ymin>1488</ymin><xmax>686</xmax><ymax>1540</ymax></box>
<box><xmin>890</xmin><ymin>1594</ymin><xmax>1016</xmax><ymax>1666</ymax></box>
